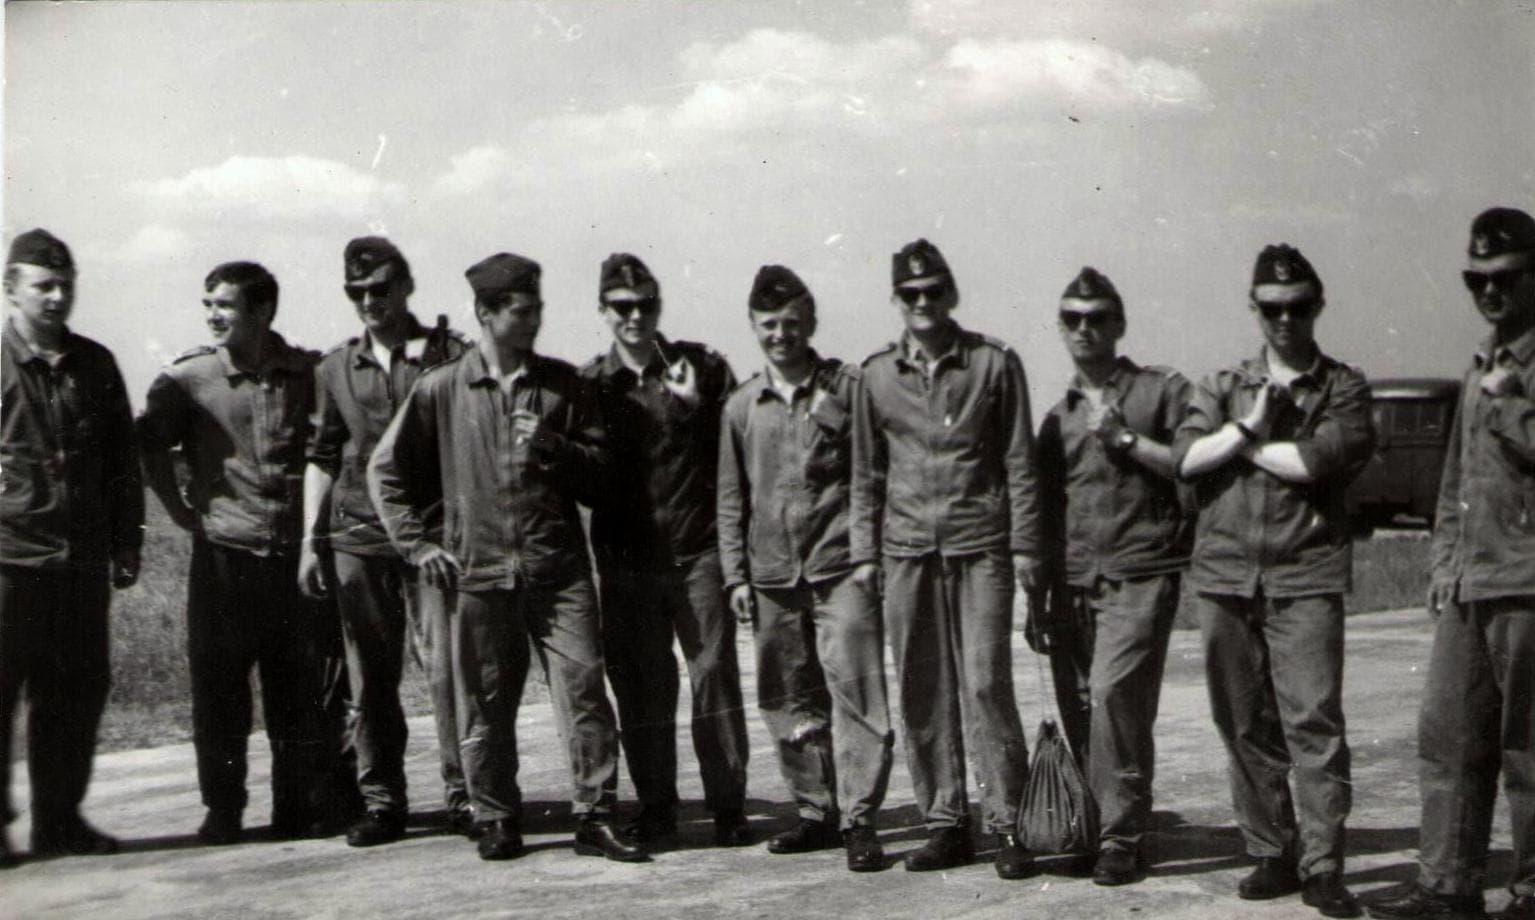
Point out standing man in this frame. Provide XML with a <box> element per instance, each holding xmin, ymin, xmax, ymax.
<box><xmin>1175</xmin><ymin>244</ymin><xmax>1373</xmax><ymax>919</ymax></box>
<box><xmin>139</xmin><ymin>262</ymin><xmax>331</xmax><ymax>846</ymax></box>
<box><xmin>580</xmin><ymin>253</ymin><xmax>752</xmax><ymax>847</ymax></box>
<box><xmin>1</xmin><ymin>229</ymin><xmax>142</xmax><ymax>865</ymax></box>
<box><xmin>300</xmin><ymin>237</ymin><xmax>471</xmax><ymax>847</ymax></box>
<box><xmin>369</xmin><ymin>252</ymin><xmax>644</xmax><ymax>864</ymax></box>
<box><xmin>718</xmin><ymin>265</ymin><xmax>894</xmax><ymax>872</ymax></box>
<box><xmin>850</xmin><ymin>238</ymin><xmax>1040</xmax><ymax>878</ymax></box>
<box><xmin>1034</xmin><ymin>267</ymin><xmax>1192</xmax><ymax>886</ymax></box>
<box><xmin>1368</xmin><ymin>208</ymin><xmax>1535</xmax><ymax>920</ymax></box>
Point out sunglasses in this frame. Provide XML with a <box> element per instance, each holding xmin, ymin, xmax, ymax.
<box><xmin>1462</xmin><ymin>268</ymin><xmax>1531</xmax><ymax>293</ymax></box>
<box><xmin>1255</xmin><ymin>300</ymin><xmax>1318</xmax><ymax>322</ymax></box>
<box><xmin>1058</xmin><ymin>310</ymin><xmax>1120</xmax><ymax>331</ymax></box>
<box><xmin>345</xmin><ymin>281</ymin><xmax>393</xmax><ymax>303</ymax></box>
<box><xmin>896</xmin><ymin>282</ymin><xmax>950</xmax><ymax>306</ymax></box>
<box><xmin>604</xmin><ymin>297</ymin><xmax>660</xmax><ymax>318</ymax></box>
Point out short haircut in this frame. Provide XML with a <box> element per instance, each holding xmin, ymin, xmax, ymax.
<box><xmin>205</xmin><ymin>261</ymin><xmax>279</xmax><ymax>320</ymax></box>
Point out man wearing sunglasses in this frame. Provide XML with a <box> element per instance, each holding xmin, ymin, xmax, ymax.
<box><xmin>1175</xmin><ymin>244</ymin><xmax>1374</xmax><ymax>918</ymax></box>
<box><xmin>300</xmin><ymin>237</ymin><xmax>471</xmax><ymax>847</ymax></box>
<box><xmin>1033</xmin><ymin>267</ymin><xmax>1192</xmax><ymax>886</ymax></box>
<box><xmin>1369</xmin><ymin>208</ymin><xmax>1535</xmax><ymax>920</ymax></box>
<box><xmin>578</xmin><ymin>253</ymin><xmax>751</xmax><ymax>847</ymax></box>
<box><xmin>850</xmin><ymin>238</ymin><xmax>1042</xmax><ymax>878</ymax></box>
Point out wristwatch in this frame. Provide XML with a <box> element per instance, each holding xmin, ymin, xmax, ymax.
<box><xmin>1113</xmin><ymin>429</ymin><xmax>1138</xmax><ymax>454</ymax></box>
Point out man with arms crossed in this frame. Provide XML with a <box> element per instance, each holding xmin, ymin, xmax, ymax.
<box><xmin>718</xmin><ymin>265</ymin><xmax>894</xmax><ymax>872</ymax></box>
<box><xmin>850</xmin><ymin>238</ymin><xmax>1041</xmax><ymax>878</ymax></box>
<box><xmin>1369</xmin><ymin>208</ymin><xmax>1535</xmax><ymax>920</ymax></box>
<box><xmin>1175</xmin><ymin>244</ymin><xmax>1374</xmax><ymax>919</ymax></box>
<box><xmin>1034</xmin><ymin>266</ymin><xmax>1191</xmax><ymax>886</ymax></box>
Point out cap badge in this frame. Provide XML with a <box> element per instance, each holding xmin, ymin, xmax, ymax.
<box><xmin>1473</xmin><ymin>232</ymin><xmax>1492</xmax><ymax>256</ymax></box>
<box><xmin>909</xmin><ymin>254</ymin><xmax>926</xmax><ymax>276</ymax></box>
<box><xmin>1273</xmin><ymin>258</ymin><xmax>1292</xmax><ymax>282</ymax></box>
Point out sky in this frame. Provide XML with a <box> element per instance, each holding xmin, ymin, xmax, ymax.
<box><xmin>5</xmin><ymin>0</ymin><xmax>1534</xmax><ymax>408</ymax></box>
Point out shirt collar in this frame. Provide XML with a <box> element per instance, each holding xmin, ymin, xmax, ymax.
<box><xmin>217</xmin><ymin>331</ymin><xmax>306</xmax><ymax>379</ymax></box>
<box><xmin>1236</xmin><ymin>344</ymin><xmax>1324</xmax><ymax>386</ymax></box>
<box><xmin>354</xmin><ymin>314</ymin><xmax>428</xmax><ymax>368</ymax></box>
<box><xmin>896</xmin><ymin>323</ymin><xmax>969</xmax><ymax>372</ymax></box>
<box><xmin>599</xmin><ymin>334</ymin><xmax>671</xmax><ymax>380</ymax></box>
<box><xmin>757</xmin><ymin>350</ymin><xmax>822</xmax><ymax>403</ymax></box>
<box><xmin>3</xmin><ymin>316</ymin><xmax>77</xmax><ymax>366</ymax></box>
<box><xmin>1065</xmin><ymin>355</ymin><xmax>1137</xmax><ymax>405</ymax></box>
<box><xmin>1476</xmin><ymin>323</ymin><xmax>1535</xmax><ymax>369</ymax></box>
<box><xmin>465</xmin><ymin>345</ymin><xmax>541</xmax><ymax>388</ymax></box>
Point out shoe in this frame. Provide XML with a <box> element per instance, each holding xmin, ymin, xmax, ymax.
<box><xmin>1495</xmin><ymin>894</ymin><xmax>1535</xmax><ymax>919</ymax></box>
<box><xmin>476</xmin><ymin>818</ymin><xmax>524</xmax><ymax>861</ymax></box>
<box><xmin>767</xmin><ymin>818</ymin><xmax>841</xmax><ymax>854</ymax></box>
<box><xmin>1093</xmin><ymin>847</ymin><xmax>1140</xmax><ymax>886</ymax></box>
<box><xmin>446</xmin><ymin>808</ymin><xmax>478</xmax><ymax>838</ymax></box>
<box><xmin>904</xmin><ymin>825</ymin><xmax>973</xmax><ymax>872</ymax></box>
<box><xmin>993</xmin><ymin>832</ymin><xmax>1035</xmax><ymax>880</ymax></box>
<box><xmin>0</xmin><ymin>829</ymin><xmax>16</xmax><ymax>868</ymax></box>
<box><xmin>30</xmin><ymin>816</ymin><xmax>119</xmax><ymax>858</ymax></box>
<box><xmin>713</xmin><ymin>809</ymin><xmax>754</xmax><ymax>847</ymax></box>
<box><xmin>621</xmin><ymin>806</ymin><xmax>677</xmax><ymax>842</ymax></box>
<box><xmin>844</xmin><ymin>826</ymin><xmax>885</xmax><ymax>873</ymax></box>
<box><xmin>575</xmin><ymin>818</ymin><xmax>650</xmax><ymax>863</ymax></box>
<box><xmin>1239</xmin><ymin>856</ymin><xmax>1303</xmax><ymax>900</ymax></box>
<box><xmin>1303</xmin><ymin>872</ymin><xmax>1362</xmax><ymax>918</ymax></box>
<box><xmin>1366</xmin><ymin>883</ymin><xmax>1485</xmax><ymax>920</ymax></box>
<box><xmin>346</xmin><ymin>810</ymin><xmax>407</xmax><ymax>848</ymax></box>
<box><xmin>197</xmin><ymin>808</ymin><xmax>243</xmax><ymax>846</ymax></box>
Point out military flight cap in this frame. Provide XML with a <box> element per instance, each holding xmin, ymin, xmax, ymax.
<box><xmin>1468</xmin><ymin>207</ymin><xmax>1535</xmax><ymax>258</ymax></box>
<box><xmin>344</xmin><ymin>236</ymin><xmax>409</xmax><ymax>282</ymax></box>
<box><xmin>1061</xmin><ymin>266</ymin><xmax>1122</xmax><ymax>311</ymax></box>
<box><xmin>749</xmin><ymin>265</ymin><xmax>812</xmax><ymax>312</ymax></box>
<box><xmin>465</xmin><ymin>252</ymin><xmax>541</xmax><ymax>301</ymax></box>
<box><xmin>1252</xmin><ymin>243</ymin><xmax>1323</xmax><ymax>296</ymax></box>
<box><xmin>892</xmin><ymin>238</ymin><xmax>951</xmax><ymax>288</ymax></box>
<box><xmin>599</xmin><ymin>253</ymin><xmax>658</xmax><ymax>299</ymax></box>
<box><xmin>7</xmin><ymin>228</ymin><xmax>74</xmax><ymax>272</ymax></box>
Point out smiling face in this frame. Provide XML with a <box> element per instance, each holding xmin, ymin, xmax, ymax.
<box><xmin>600</xmin><ymin>285</ymin><xmax>661</xmax><ymax>350</ymax></box>
<box><xmin>750</xmin><ymin>299</ymin><xmax>816</xmax><ymax>373</ymax></box>
<box><xmin>203</xmin><ymin>281</ymin><xmax>271</xmax><ymax>354</ymax></box>
<box><xmin>1057</xmin><ymin>295</ymin><xmax>1124</xmax><ymax>366</ymax></box>
<box><xmin>344</xmin><ymin>261</ymin><xmax>413</xmax><ymax>337</ymax></box>
<box><xmin>5</xmin><ymin>263</ymin><xmax>76</xmax><ymax>337</ymax></box>
<box><xmin>893</xmin><ymin>276</ymin><xmax>957</xmax><ymax>336</ymax></box>
<box><xmin>1464</xmin><ymin>250</ymin><xmax>1535</xmax><ymax>334</ymax></box>
<box><xmin>1250</xmin><ymin>280</ymin><xmax>1323</xmax><ymax>358</ymax></box>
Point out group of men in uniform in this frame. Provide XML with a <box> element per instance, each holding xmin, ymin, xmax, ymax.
<box><xmin>0</xmin><ymin>208</ymin><xmax>1531</xmax><ymax>918</ymax></box>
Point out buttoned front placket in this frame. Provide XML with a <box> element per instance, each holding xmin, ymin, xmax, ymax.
<box><xmin>765</xmin><ymin>383</ymin><xmax>813</xmax><ymax>583</ymax></box>
<box><xmin>36</xmin><ymin>354</ymin><xmax>73</xmax><ymax>546</ymax></box>
<box><xmin>488</xmin><ymin>376</ymin><xmax>527</xmax><ymax>589</ymax></box>
<box><xmin>897</xmin><ymin>347</ymin><xmax>963</xmax><ymax>555</ymax></box>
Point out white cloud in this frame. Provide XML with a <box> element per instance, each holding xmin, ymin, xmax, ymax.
<box><xmin>428</xmin><ymin>145</ymin><xmax>527</xmax><ymax>197</ymax></box>
<box><xmin>944</xmin><ymin>38</ymin><xmax>1210</xmax><ymax>110</ymax></box>
<box><xmin>909</xmin><ymin>0</ymin><xmax>1327</xmax><ymax>42</ymax></box>
<box><xmin>111</xmin><ymin>222</ymin><xmax>193</xmax><ymax>264</ymax></box>
<box><xmin>132</xmin><ymin>156</ymin><xmax>405</xmax><ymax>224</ymax></box>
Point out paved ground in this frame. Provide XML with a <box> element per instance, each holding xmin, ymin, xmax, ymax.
<box><xmin>2</xmin><ymin>608</ymin><xmax>1520</xmax><ymax>919</ymax></box>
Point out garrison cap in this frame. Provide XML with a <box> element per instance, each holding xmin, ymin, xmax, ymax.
<box><xmin>465</xmin><ymin>252</ymin><xmax>541</xmax><ymax>302</ymax></box>
<box><xmin>749</xmin><ymin>264</ymin><xmax>813</xmax><ymax>312</ymax></box>
<box><xmin>1061</xmin><ymin>266</ymin><xmax>1122</xmax><ymax>310</ymax></box>
<box><xmin>7</xmin><ymin>228</ymin><xmax>74</xmax><ymax>272</ymax></box>
<box><xmin>1252</xmin><ymin>243</ymin><xmax>1323</xmax><ymax>296</ymax></box>
<box><xmin>892</xmin><ymin>238</ymin><xmax>951</xmax><ymax>287</ymax></box>
<box><xmin>1468</xmin><ymin>208</ymin><xmax>1535</xmax><ymax>259</ymax></box>
<box><xmin>599</xmin><ymin>253</ymin><xmax>658</xmax><ymax>298</ymax></box>
<box><xmin>344</xmin><ymin>236</ymin><xmax>409</xmax><ymax>282</ymax></box>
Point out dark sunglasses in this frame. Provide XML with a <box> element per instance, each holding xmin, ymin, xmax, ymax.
<box><xmin>1058</xmin><ymin>310</ymin><xmax>1120</xmax><ymax>331</ymax></box>
<box><xmin>604</xmin><ymin>297</ymin><xmax>660</xmax><ymax>317</ymax></box>
<box><xmin>1256</xmin><ymin>300</ymin><xmax>1318</xmax><ymax>322</ymax></box>
<box><xmin>1462</xmin><ymin>268</ymin><xmax>1530</xmax><ymax>293</ymax></box>
<box><xmin>345</xmin><ymin>281</ymin><xmax>393</xmax><ymax>302</ymax></box>
<box><xmin>896</xmin><ymin>282</ymin><xmax>950</xmax><ymax>306</ymax></box>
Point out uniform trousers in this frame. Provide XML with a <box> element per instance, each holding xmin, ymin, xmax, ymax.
<box><xmin>1046</xmin><ymin>573</ymin><xmax>1179</xmax><ymax>854</ymax></box>
<box><xmin>884</xmin><ymin>549</ymin><xmax>1029</xmax><ymax>834</ymax></box>
<box><xmin>753</xmin><ymin>574</ymin><xmax>893</xmax><ymax>829</ymax></box>
<box><xmin>0</xmin><ymin>564</ymin><xmax>111</xmax><ymax>838</ymax></box>
<box><xmin>600</xmin><ymin>550</ymin><xmax>749</xmax><ymax>814</ymax></box>
<box><xmin>332</xmin><ymin>550</ymin><xmax>465</xmax><ymax>815</ymax></box>
<box><xmin>187</xmin><ymin>538</ymin><xmax>329</xmax><ymax>821</ymax></box>
<box><xmin>1198</xmin><ymin>590</ymin><xmax>1351</xmax><ymax>879</ymax></box>
<box><xmin>453</xmin><ymin>574</ymin><xmax>618</xmax><ymax>822</ymax></box>
<box><xmin>1416</xmin><ymin>596</ymin><xmax>1535</xmax><ymax>898</ymax></box>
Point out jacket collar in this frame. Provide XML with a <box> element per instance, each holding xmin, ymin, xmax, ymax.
<box><xmin>2</xmin><ymin>316</ymin><xmax>79</xmax><ymax>366</ymax></box>
<box><xmin>1065</xmin><ymin>355</ymin><xmax>1138</xmax><ymax>407</ymax></box>
<box><xmin>895</xmin><ymin>323</ymin><xmax>971</xmax><ymax>373</ymax></box>
<box><xmin>352</xmin><ymin>314</ymin><xmax>429</xmax><ymax>368</ymax></box>
<box><xmin>217</xmin><ymin>331</ymin><xmax>308</xmax><ymax>380</ymax></box>
<box><xmin>463</xmin><ymin>344</ymin><xmax>546</xmax><ymax>389</ymax></box>
<box><xmin>1476</xmin><ymin>323</ymin><xmax>1535</xmax><ymax>370</ymax></box>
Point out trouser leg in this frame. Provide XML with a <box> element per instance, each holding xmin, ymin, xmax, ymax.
<box><xmin>332</xmin><ymin>552</ymin><xmax>409</xmax><ymax>814</ymax></box>
<box><xmin>1089</xmin><ymin>573</ymin><xmax>1179</xmax><ymax>853</ymax></box>
<box><xmin>672</xmin><ymin>551</ymin><xmax>749</xmax><ymax>814</ymax></box>
<box><xmin>599</xmin><ymin>566</ymin><xmax>680</xmax><ymax>811</ymax></box>
<box><xmin>0</xmin><ymin>566</ymin><xmax>34</xmax><ymax>828</ymax></box>
<box><xmin>453</xmin><ymin>590</ymin><xmax>527</xmax><ymax>823</ymax></box>
<box><xmin>884</xmin><ymin>554</ymin><xmax>967</xmax><ymax>830</ymax></box>
<box><xmin>406</xmin><ymin>574</ymin><xmax>467</xmax><ymax>813</ymax></box>
<box><xmin>187</xmin><ymin>539</ymin><xmax>257</xmax><ymax>814</ymax></box>
<box><xmin>813</xmin><ymin>574</ymin><xmax>893</xmax><ymax>830</ymax></box>
<box><xmin>1198</xmin><ymin>592</ymin><xmax>1297</xmax><ymax>861</ymax></box>
<box><xmin>521</xmin><ymin>573</ymin><xmax>619</xmax><ymax>816</ymax></box>
<box><xmin>253</xmin><ymin>553</ymin><xmax>330</xmax><ymax>823</ymax></box>
<box><xmin>952</xmin><ymin>550</ymin><xmax>1029</xmax><ymax>835</ymax></box>
<box><xmin>754</xmin><ymin>584</ymin><xmax>836</xmax><ymax>824</ymax></box>
<box><xmin>1484</xmin><ymin>599</ymin><xmax>1535</xmax><ymax>898</ymax></box>
<box><xmin>1046</xmin><ymin>586</ymin><xmax>1095</xmax><ymax>764</ymax></box>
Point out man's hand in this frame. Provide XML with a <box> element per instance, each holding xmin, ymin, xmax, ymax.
<box><xmin>1012</xmin><ymin>552</ymin><xmax>1044</xmax><ymax>593</ymax></box>
<box><xmin>110</xmin><ymin>547</ymin><xmax>140</xmax><ymax>590</ymax></box>
<box><xmin>1426</xmin><ymin>576</ymin><xmax>1457</xmax><ymax>619</ymax></box>
<box><xmin>298</xmin><ymin>543</ymin><xmax>330</xmax><ymax>600</ymax></box>
<box><xmin>165</xmin><ymin>502</ymin><xmax>202</xmax><ymax>535</ymax></box>
<box><xmin>662</xmin><ymin>357</ymin><xmax>700</xmax><ymax>406</ymax></box>
<box><xmin>417</xmin><ymin>544</ymin><xmax>465</xmax><ymax>590</ymax></box>
<box><xmin>1480</xmin><ymin>364</ymin><xmax>1521</xmax><ymax>398</ymax></box>
<box><xmin>728</xmin><ymin>584</ymin><xmax>755</xmax><ymax>625</ymax></box>
<box><xmin>1241</xmin><ymin>381</ymin><xmax>1280</xmax><ymax>440</ymax></box>
<box><xmin>852</xmin><ymin>562</ymin><xmax>883</xmax><ymax>598</ymax></box>
<box><xmin>1090</xmin><ymin>404</ymin><xmax>1129</xmax><ymax>450</ymax></box>
<box><xmin>511</xmin><ymin>409</ymin><xmax>555</xmax><ymax>454</ymax></box>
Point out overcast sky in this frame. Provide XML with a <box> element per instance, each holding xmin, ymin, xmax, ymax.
<box><xmin>5</xmin><ymin>0</ymin><xmax>1533</xmax><ymax>405</ymax></box>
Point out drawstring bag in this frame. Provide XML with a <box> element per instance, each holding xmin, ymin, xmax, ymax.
<box><xmin>1017</xmin><ymin>719</ymin><xmax>1098</xmax><ymax>856</ymax></box>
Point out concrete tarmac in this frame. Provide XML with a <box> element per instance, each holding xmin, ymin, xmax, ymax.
<box><xmin>1</xmin><ymin>608</ymin><xmax>1520</xmax><ymax>919</ymax></box>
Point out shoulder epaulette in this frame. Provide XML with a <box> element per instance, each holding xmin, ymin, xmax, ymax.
<box><xmin>171</xmin><ymin>345</ymin><xmax>217</xmax><ymax>365</ymax></box>
<box><xmin>578</xmin><ymin>352</ymin><xmax>607</xmax><ymax>375</ymax></box>
<box><xmin>726</xmin><ymin>370</ymin><xmax>763</xmax><ymax>399</ymax></box>
<box><xmin>1142</xmin><ymin>363</ymin><xmax>1182</xmax><ymax>378</ymax></box>
<box><xmin>860</xmin><ymin>342</ymin><xmax>899</xmax><ymax>367</ymax></box>
<box><xmin>322</xmin><ymin>337</ymin><xmax>361</xmax><ymax>359</ymax></box>
<box><xmin>974</xmin><ymin>332</ymin><xmax>1015</xmax><ymax>354</ymax></box>
<box><xmin>416</xmin><ymin>352</ymin><xmax>464</xmax><ymax>380</ymax></box>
